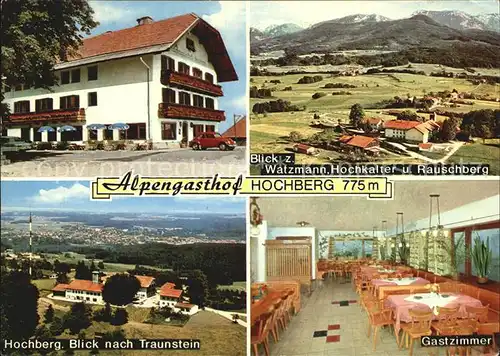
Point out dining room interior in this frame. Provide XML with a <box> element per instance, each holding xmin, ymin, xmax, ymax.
<box><xmin>250</xmin><ymin>180</ymin><xmax>500</xmax><ymax>356</ymax></box>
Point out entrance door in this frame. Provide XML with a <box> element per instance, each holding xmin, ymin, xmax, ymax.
<box><xmin>182</xmin><ymin>122</ymin><xmax>189</xmax><ymax>144</ymax></box>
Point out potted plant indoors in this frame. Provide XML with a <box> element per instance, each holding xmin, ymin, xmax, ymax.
<box><xmin>437</xmin><ymin>233</ymin><xmax>467</xmax><ymax>280</ymax></box>
<box><xmin>471</xmin><ymin>235</ymin><xmax>493</xmax><ymax>284</ymax></box>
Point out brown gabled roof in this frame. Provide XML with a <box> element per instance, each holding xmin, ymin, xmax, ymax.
<box><xmin>175</xmin><ymin>302</ymin><xmax>196</xmax><ymax>309</ymax></box>
<box><xmin>221</xmin><ymin>117</ymin><xmax>246</xmax><ymax>138</ymax></box>
<box><xmin>52</xmin><ymin>284</ymin><xmax>69</xmax><ymax>292</ymax></box>
<box><xmin>66</xmin><ymin>279</ymin><xmax>103</xmax><ymax>293</ymax></box>
<box><xmin>344</xmin><ymin>135</ymin><xmax>378</xmax><ymax>149</ymax></box>
<box><xmin>63</xmin><ymin>13</ymin><xmax>237</xmax><ymax>82</ymax></box>
<box><xmin>365</xmin><ymin>118</ymin><xmax>382</xmax><ymax>125</ymax></box>
<box><xmin>338</xmin><ymin>135</ymin><xmax>353</xmax><ymax>143</ymax></box>
<box><xmin>384</xmin><ymin>120</ymin><xmax>421</xmax><ymax>130</ymax></box>
<box><xmin>135</xmin><ymin>275</ymin><xmax>155</xmax><ymax>288</ymax></box>
<box><xmin>160</xmin><ymin>282</ymin><xmax>182</xmax><ymax>298</ymax></box>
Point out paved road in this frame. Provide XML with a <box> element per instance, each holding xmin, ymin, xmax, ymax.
<box><xmin>1</xmin><ymin>147</ymin><xmax>246</xmax><ymax>177</ymax></box>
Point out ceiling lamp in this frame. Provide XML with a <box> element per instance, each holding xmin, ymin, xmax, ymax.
<box><xmin>296</xmin><ymin>221</ymin><xmax>310</xmax><ymax>227</ymax></box>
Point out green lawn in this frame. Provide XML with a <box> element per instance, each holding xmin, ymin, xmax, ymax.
<box><xmin>32</xmin><ymin>278</ymin><xmax>56</xmax><ymax>291</ymax></box>
<box><xmin>447</xmin><ymin>141</ymin><xmax>500</xmax><ymax>175</ymax></box>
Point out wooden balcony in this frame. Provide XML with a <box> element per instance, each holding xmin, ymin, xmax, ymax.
<box><xmin>158</xmin><ymin>103</ymin><xmax>225</xmax><ymax>122</ymax></box>
<box><xmin>161</xmin><ymin>70</ymin><xmax>223</xmax><ymax>97</ymax></box>
<box><xmin>7</xmin><ymin>108</ymin><xmax>85</xmax><ymax>124</ymax></box>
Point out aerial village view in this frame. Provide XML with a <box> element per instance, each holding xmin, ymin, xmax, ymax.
<box><xmin>249</xmin><ymin>1</ymin><xmax>500</xmax><ymax>174</ymax></box>
<box><xmin>1</xmin><ymin>180</ymin><xmax>247</xmax><ymax>355</ymax></box>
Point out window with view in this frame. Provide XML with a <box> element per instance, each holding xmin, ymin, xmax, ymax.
<box><xmin>193</xmin><ymin>95</ymin><xmax>204</xmax><ymax>108</ymax></box>
<box><xmin>162</xmin><ymin>88</ymin><xmax>176</xmax><ymax>103</ymax></box>
<box><xmin>120</xmin><ymin>123</ymin><xmax>146</xmax><ymax>140</ymax></box>
<box><xmin>186</xmin><ymin>38</ymin><xmax>195</xmax><ymax>52</ymax></box>
<box><xmin>161</xmin><ymin>122</ymin><xmax>176</xmax><ymax>140</ymax></box>
<box><xmin>61</xmin><ymin>71</ymin><xmax>70</xmax><ymax>84</ymax></box>
<box><xmin>14</xmin><ymin>101</ymin><xmax>30</xmax><ymax>113</ymax></box>
<box><xmin>205</xmin><ymin>73</ymin><xmax>214</xmax><ymax>83</ymax></box>
<box><xmin>205</xmin><ymin>125</ymin><xmax>215</xmax><ymax>132</ymax></box>
<box><xmin>179</xmin><ymin>92</ymin><xmax>190</xmax><ymax>106</ymax></box>
<box><xmin>471</xmin><ymin>228</ymin><xmax>499</xmax><ymax>282</ymax></box>
<box><xmin>192</xmin><ymin>68</ymin><xmax>202</xmax><ymax>78</ymax></box>
<box><xmin>88</xmin><ymin>92</ymin><xmax>97</xmax><ymax>106</ymax></box>
<box><xmin>178</xmin><ymin>62</ymin><xmax>190</xmax><ymax>75</ymax></box>
<box><xmin>35</xmin><ymin>98</ymin><xmax>53</xmax><ymax>112</ymax></box>
<box><xmin>205</xmin><ymin>98</ymin><xmax>215</xmax><ymax>109</ymax></box>
<box><xmin>71</xmin><ymin>69</ymin><xmax>81</xmax><ymax>83</ymax></box>
<box><xmin>87</xmin><ymin>66</ymin><xmax>98</xmax><ymax>81</ymax></box>
<box><xmin>161</xmin><ymin>55</ymin><xmax>175</xmax><ymax>71</ymax></box>
<box><xmin>60</xmin><ymin>95</ymin><xmax>80</xmax><ymax>110</ymax></box>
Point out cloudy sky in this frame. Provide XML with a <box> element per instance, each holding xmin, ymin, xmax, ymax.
<box><xmin>250</xmin><ymin>0</ymin><xmax>499</xmax><ymax>30</ymax></box>
<box><xmin>88</xmin><ymin>1</ymin><xmax>247</xmax><ymax>133</ymax></box>
<box><xmin>1</xmin><ymin>181</ymin><xmax>246</xmax><ymax>214</ymax></box>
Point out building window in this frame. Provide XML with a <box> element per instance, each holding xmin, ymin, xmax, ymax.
<box><xmin>71</xmin><ymin>69</ymin><xmax>81</xmax><ymax>83</ymax></box>
<box><xmin>21</xmin><ymin>128</ymin><xmax>30</xmax><ymax>141</ymax></box>
<box><xmin>162</xmin><ymin>88</ymin><xmax>176</xmax><ymax>103</ymax></box>
<box><xmin>33</xmin><ymin>127</ymin><xmax>42</xmax><ymax>142</ymax></box>
<box><xmin>205</xmin><ymin>73</ymin><xmax>214</xmax><ymax>83</ymax></box>
<box><xmin>14</xmin><ymin>101</ymin><xmax>30</xmax><ymax>113</ymax></box>
<box><xmin>103</xmin><ymin>127</ymin><xmax>113</xmax><ymax>140</ymax></box>
<box><xmin>186</xmin><ymin>38</ymin><xmax>195</xmax><ymax>52</ymax></box>
<box><xmin>205</xmin><ymin>98</ymin><xmax>214</xmax><ymax>109</ymax></box>
<box><xmin>88</xmin><ymin>66</ymin><xmax>98</xmax><ymax>81</ymax></box>
<box><xmin>161</xmin><ymin>122</ymin><xmax>176</xmax><ymax>140</ymax></box>
<box><xmin>192</xmin><ymin>68</ymin><xmax>202</xmax><ymax>78</ymax></box>
<box><xmin>178</xmin><ymin>62</ymin><xmax>190</xmax><ymax>75</ymax></box>
<box><xmin>88</xmin><ymin>129</ymin><xmax>98</xmax><ymax>140</ymax></box>
<box><xmin>193</xmin><ymin>124</ymin><xmax>204</xmax><ymax>137</ymax></box>
<box><xmin>88</xmin><ymin>92</ymin><xmax>98</xmax><ymax>106</ymax></box>
<box><xmin>120</xmin><ymin>123</ymin><xmax>146</xmax><ymax>140</ymax></box>
<box><xmin>61</xmin><ymin>126</ymin><xmax>83</xmax><ymax>142</ymax></box>
<box><xmin>179</xmin><ymin>92</ymin><xmax>190</xmax><ymax>106</ymax></box>
<box><xmin>193</xmin><ymin>95</ymin><xmax>204</xmax><ymax>108</ymax></box>
<box><xmin>61</xmin><ymin>71</ymin><xmax>70</xmax><ymax>84</ymax></box>
<box><xmin>161</xmin><ymin>55</ymin><xmax>175</xmax><ymax>71</ymax></box>
<box><xmin>205</xmin><ymin>125</ymin><xmax>215</xmax><ymax>132</ymax></box>
<box><xmin>60</xmin><ymin>95</ymin><xmax>80</xmax><ymax>110</ymax></box>
<box><xmin>35</xmin><ymin>98</ymin><xmax>53</xmax><ymax>112</ymax></box>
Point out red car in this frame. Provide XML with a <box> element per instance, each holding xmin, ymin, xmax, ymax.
<box><xmin>189</xmin><ymin>132</ymin><xmax>236</xmax><ymax>151</ymax></box>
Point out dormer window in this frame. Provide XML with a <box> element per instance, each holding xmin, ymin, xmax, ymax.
<box><xmin>205</xmin><ymin>73</ymin><xmax>214</xmax><ymax>84</ymax></box>
<box><xmin>192</xmin><ymin>68</ymin><xmax>202</xmax><ymax>78</ymax></box>
<box><xmin>186</xmin><ymin>38</ymin><xmax>195</xmax><ymax>52</ymax></box>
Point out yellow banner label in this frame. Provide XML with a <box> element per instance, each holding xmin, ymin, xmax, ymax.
<box><xmin>91</xmin><ymin>172</ymin><xmax>393</xmax><ymax>200</ymax></box>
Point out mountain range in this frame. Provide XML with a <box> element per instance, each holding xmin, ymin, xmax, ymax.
<box><xmin>251</xmin><ymin>11</ymin><xmax>500</xmax><ymax>55</ymax></box>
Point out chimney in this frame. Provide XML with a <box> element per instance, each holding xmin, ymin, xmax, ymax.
<box><xmin>137</xmin><ymin>16</ymin><xmax>154</xmax><ymax>26</ymax></box>
<box><xmin>92</xmin><ymin>271</ymin><xmax>100</xmax><ymax>284</ymax></box>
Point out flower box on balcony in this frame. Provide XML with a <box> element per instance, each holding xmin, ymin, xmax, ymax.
<box><xmin>8</xmin><ymin>108</ymin><xmax>85</xmax><ymax>124</ymax></box>
<box><xmin>161</xmin><ymin>70</ymin><xmax>223</xmax><ymax>97</ymax></box>
<box><xmin>158</xmin><ymin>103</ymin><xmax>225</xmax><ymax>122</ymax></box>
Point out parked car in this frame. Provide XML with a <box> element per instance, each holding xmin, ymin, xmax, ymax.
<box><xmin>0</xmin><ymin>136</ymin><xmax>33</xmax><ymax>152</ymax></box>
<box><xmin>189</xmin><ymin>132</ymin><xmax>236</xmax><ymax>151</ymax></box>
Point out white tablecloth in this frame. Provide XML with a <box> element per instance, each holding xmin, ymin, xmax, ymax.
<box><xmin>380</xmin><ymin>277</ymin><xmax>419</xmax><ymax>286</ymax></box>
<box><xmin>405</xmin><ymin>293</ymin><xmax>458</xmax><ymax>309</ymax></box>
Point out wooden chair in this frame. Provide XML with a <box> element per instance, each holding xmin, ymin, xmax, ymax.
<box><xmin>431</xmin><ymin>305</ymin><xmax>460</xmax><ymax>335</ymax></box>
<box><xmin>365</xmin><ymin>299</ymin><xmax>395</xmax><ymax>351</ymax></box>
<box><xmin>283</xmin><ymin>290</ymin><xmax>295</xmax><ymax>322</ymax></box>
<box><xmin>399</xmin><ymin>308</ymin><xmax>433</xmax><ymax>356</ymax></box>
<box><xmin>466</xmin><ymin>304</ymin><xmax>490</xmax><ymax>323</ymax></box>
<box><xmin>477</xmin><ymin>322</ymin><xmax>500</xmax><ymax>355</ymax></box>
<box><xmin>276</xmin><ymin>292</ymin><xmax>291</xmax><ymax>330</ymax></box>
<box><xmin>251</xmin><ymin>310</ymin><xmax>273</xmax><ymax>356</ymax></box>
<box><xmin>268</xmin><ymin>299</ymin><xmax>282</xmax><ymax>343</ymax></box>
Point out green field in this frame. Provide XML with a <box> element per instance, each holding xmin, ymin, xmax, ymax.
<box><xmin>217</xmin><ymin>281</ymin><xmax>246</xmax><ymax>292</ymax></box>
<box><xmin>447</xmin><ymin>140</ymin><xmax>500</xmax><ymax>175</ymax></box>
<box><xmin>250</xmin><ymin>70</ymin><xmax>499</xmax><ymax>166</ymax></box>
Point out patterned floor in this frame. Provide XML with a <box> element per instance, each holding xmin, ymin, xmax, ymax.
<box><xmin>258</xmin><ymin>278</ymin><xmax>491</xmax><ymax>356</ymax></box>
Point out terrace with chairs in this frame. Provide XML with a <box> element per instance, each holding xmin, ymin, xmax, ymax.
<box><xmin>249</xmin><ymin>182</ymin><xmax>499</xmax><ymax>356</ymax></box>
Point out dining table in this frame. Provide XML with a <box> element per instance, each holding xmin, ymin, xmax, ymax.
<box><xmin>373</xmin><ymin>277</ymin><xmax>430</xmax><ymax>299</ymax></box>
<box><xmin>385</xmin><ymin>292</ymin><xmax>483</xmax><ymax>333</ymax></box>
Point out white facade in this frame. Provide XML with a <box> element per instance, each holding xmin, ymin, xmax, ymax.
<box><xmin>3</xmin><ymin>31</ymin><xmax>225</xmax><ymax>147</ymax></box>
<box><xmin>385</xmin><ymin>128</ymin><xmax>428</xmax><ymax>143</ymax></box>
<box><xmin>65</xmin><ymin>289</ymin><xmax>103</xmax><ymax>304</ymax></box>
<box><xmin>159</xmin><ymin>295</ymin><xmax>179</xmax><ymax>308</ymax></box>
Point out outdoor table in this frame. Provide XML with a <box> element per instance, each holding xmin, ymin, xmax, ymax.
<box><xmin>385</xmin><ymin>292</ymin><xmax>483</xmax><ymax>333</ymax></box>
